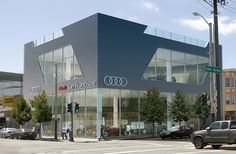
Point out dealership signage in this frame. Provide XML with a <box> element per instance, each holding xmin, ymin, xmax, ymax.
<box><xmin>104</xmin><ymin>76</ymin><xmax>128</xmax><ymax>87</ymax></box>
<box><xmin>0</xmin><ymin>105</ymin><xmax>12</xmax><ymax>112</ymax></box>
<box><xmin>31</xmin><ymin>86</ymin><xmax>41</xmax><ymax>94</ymax></box>
<box><xmin>1</xmin><ymin>96</ymin><xmax>14</xmax><ymax>107</ymax></box>
<box><xmin>58</xmin><ymin>81</ymin><xmax>96</xmax><ymax>91</ymax></box>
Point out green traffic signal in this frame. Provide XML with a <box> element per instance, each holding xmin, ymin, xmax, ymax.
<box><xmin>75</xmin><ymin>103</ymin><xmax>80</xmax><ymax>113</ymax></box>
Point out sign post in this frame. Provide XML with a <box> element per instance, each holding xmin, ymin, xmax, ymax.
<box><xmin>205</xmin><ymin>66</ymin><xmax>222</xmax><ymax>73</ymax></box>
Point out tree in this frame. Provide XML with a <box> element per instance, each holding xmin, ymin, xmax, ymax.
<box><xmin>194</xmin><ymin>94</ymin><xmax>210</xmax><ymax>129</ymax></box>
<box><xmin>140</xmin><ymin>87</ymin><xmax>166</xmax><ymax>136</ymax></box>
<box><xmin>30</xmin><ymin>91</ymin><xmax>52</xmax><ymax>139</ymax></box>
<box><xmin>170</xmin><ymin>90</ymin><xmax>191</xmax><ymax>125</ymax></box>
<box><xmin>11</xmin><ymin>96</ymin><xmax>32</xmax><ymax>127</ymax></box>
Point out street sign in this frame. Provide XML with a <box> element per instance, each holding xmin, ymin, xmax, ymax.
<box><xmin>205</xmin><ymin>66</ymin><xmax>222</xmax><ymax>73</ymax></box>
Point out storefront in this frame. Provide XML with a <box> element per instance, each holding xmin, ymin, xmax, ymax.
<box><xmin>0</xmin><ymin>72</ymin><xmax>23</xmax><ymax>128</ymax></box>
<box><xmin>24</xmin><ymin>13</ymin><xmax>222</xmax><ymax>138</ymax></box>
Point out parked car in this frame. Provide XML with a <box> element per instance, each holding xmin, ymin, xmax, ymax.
<box><xmin>160</xmin><ymin>125</ymin><xmax>193</xmax><ymax>139</ymax></box>
<box><xmin>0</xmin><ymin>128</ymin><xmax>18</xmax><ymax>138</ymax></box>
<box><xmin>192</xmin><ymin>120</ymin><xmax>236</xmax><ymax>149</ymax></box>
<box><xmin>10</xmin><ymin>128</ymin><xmax>37</xmax><ymax>140</ymax></box>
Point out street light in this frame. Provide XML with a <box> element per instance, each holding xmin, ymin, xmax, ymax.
<box><xmin>193</xmin><ymin>12</ymin><xmax>215</xmax><ymax>121</ymax></box>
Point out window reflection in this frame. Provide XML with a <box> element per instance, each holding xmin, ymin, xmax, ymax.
<box><xmin>38</xmin><ymin>45</ymin><xmax>82</xmax><ymax>83</ymax></box>
<box><xmin>143</xmin><ymin>48</ymin><xmax>209</xmax><ymax>85</ymax></box>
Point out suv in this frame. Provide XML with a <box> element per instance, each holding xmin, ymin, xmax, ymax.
<box><xmin>0</xmin><ymin>128</ymin><xmax>18</xmax><ymax>138</ymax></box>
<box><xmin>192</xmin><ymin>120</ymin><xmax>236</xmax><ymax>149</ymax></box>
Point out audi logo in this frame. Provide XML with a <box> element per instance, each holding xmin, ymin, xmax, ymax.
<box><xmin>104</xmin><ymin>76</ymin><xmax>128</xmax><ymax>87</ymax></box>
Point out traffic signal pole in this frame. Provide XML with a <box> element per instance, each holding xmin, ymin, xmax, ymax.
<box><xmin>67</xmin><ymin>102</ymin><xmax>74</xmax><ymax>142</ymax></box>
<box><xmin>70</xmin><ymin>102</ymin><xmax>74</xmax><ymax>142</ymax></box>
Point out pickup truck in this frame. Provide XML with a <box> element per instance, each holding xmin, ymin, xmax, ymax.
<box><xmin>192</xmin><ymin>120</ymin><xmax>236</xmax><ymax>149</ymax></box>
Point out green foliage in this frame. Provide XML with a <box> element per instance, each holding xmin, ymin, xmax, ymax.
<box><xmin>11</xmin><ymin>96</ymin><xmax>32</xmax><ymax>126</ymax></box>
<box><xmin>140</xmin><ymin>87</ymin><xmax>166</xmax><ymax>124</ymax></box>
<box><xmin>194</xmin><ymin>95</ymin><xmax>211</xmax><ymax>127</ymax></box>
<box><xmin>171</xmin><ymin>90</ymin><xmax>191</xmax><ymax>124</ymax></box>
<box><xmin>30</xmin><ymin>91</ymin><xmax>52</xmax><ymax>123</ymax></box>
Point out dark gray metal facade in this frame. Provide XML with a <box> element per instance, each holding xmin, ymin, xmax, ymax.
<box><xmin>24</xmin><ymin>13</ymin><xmax>219</xmax><ymax>99</ymax></box>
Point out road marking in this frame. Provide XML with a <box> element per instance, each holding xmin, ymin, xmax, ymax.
<box><xmin>103</xmin><ymin>148</ymin><xmax>171</xmax><ymax>154</ymax></box>
<box><xmin>173</xmin><ymin>150</ymin><xmax>224</xmax><ymax>154</ymax></box>
<box><xmin>59</xmin><ymin>145</ymin><xmax>172</xmax><ymax>154</ymax></box>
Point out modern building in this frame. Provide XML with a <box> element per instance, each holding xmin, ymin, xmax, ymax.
<box><xmin>24</xmin><ymin>13</ymin><xmax>222</xmax><ymax>138</ymax></box>
<box><xmin>224</xmin><ymin>69</ymin><xmax>236</xmax><ymax>120</ymax></box>
<box><xmin>0</xmin><ymin>71</ymin><xmax>23</xmax><ymax>128</ymax></box>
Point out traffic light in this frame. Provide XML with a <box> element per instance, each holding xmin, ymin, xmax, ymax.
<box><xmin>200</xmin><ymin>92</ymin><xmax>207</xmax><ymax>106</ymax></box>
<box><xmin>75</xmin><ymin>102</ymin><xmax>80</xmax><ymax>113</ymax></box>
<box><xmin>67</xmin><ymin>103</ymin><xmax>72</xmax><ymax>113</ymax></box>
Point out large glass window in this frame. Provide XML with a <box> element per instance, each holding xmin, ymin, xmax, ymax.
<box><xmin>86</xmin><ymin>89</ymin><xmax>97</xmax><ymax>137</ymax></box>
<box><xmin>186</xmin><ymin>54</ymin><xmax>198</xmax><ymax>84</ymax></box>
<box><xmin>44</xmin><ymin>52</ymin><xmax>53</xmax><ymax>83</ymax></box>
<box><xmin>38</xmin><ymin>45</ymin><xmax>82</xmax><ymax>83</ymax></box>
<box><xmin>74</xmin><ymin>90</ymin><xmax>86</xmax><ymax>137</ymax></box>
<box><xmin>143</xmin><ymin>48</ymin><xmax>209</xmax><ymax>85</ymax></box>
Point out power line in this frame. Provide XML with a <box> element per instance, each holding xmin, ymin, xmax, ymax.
<box><xmin>228</xmin><ymin>0</ymin><xmax>236</xmax><ymax>5</ymax></box>
<box><xmin>203</xmin><ymin>0</ymin><xmax>214</xmax><ymax>7</ymax></box>
<box><xmin>226</xmin><ymin>3</ymin><xmax>236</xmax><ymax>10</ymax></box>
<box><xmin>197</xmin><ymin>0</ymin><xmax>213</xmax><ymax>13</ymax></box>
<box><xmin>218</xmin><ymin>3</ymin><xmax>236</xmax><ymax>14</ymax></box>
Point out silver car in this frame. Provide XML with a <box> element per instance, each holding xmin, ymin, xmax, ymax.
<box><xmin>0</xmin><ymin>128</ymin><xmax>18</xmax><ymax>138</ymax></box>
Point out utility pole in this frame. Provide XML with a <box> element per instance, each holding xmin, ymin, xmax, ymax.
<box><xmin>212</xmin><ymin>0</ymin><xmax>225</xmax><ymax>120</ymax></box>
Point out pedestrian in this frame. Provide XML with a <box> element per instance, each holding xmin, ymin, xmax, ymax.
<box><xmin>66</xmin><ymin>128</ymin><xmax>71</xmax><ymax>140</ymax></box>
<box><xmin>126</xmin><ymin>124</ymin><xmax>131</xmax><ymax>136</ymax></box>
<box><xmin>189</xmin><ymin>123</ymin><xmax>195</xmax><ymax>133</ymax></box>
<box><xmin>99</xmin><ymin>125</ymin><xmax>104</xmax><ymax>141</ymax></box>
<box><xmin>62</xmin><ymin>128</ymin><xmax>67</xmax><ymax>140</ymax></box>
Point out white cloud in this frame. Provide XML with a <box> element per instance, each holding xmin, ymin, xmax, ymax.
<box><xmin>141</xmin><ymin>0</ymin><xmax>159</xmax><ymax>12</ymax></box>
<box><xmin>178</xmin><ymin>16</ymin><xmax>236</xmax><ymax>37</ymax></box>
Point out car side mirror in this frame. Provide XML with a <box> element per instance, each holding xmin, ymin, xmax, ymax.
<box><xmin>206</xmin><ymin>127</ymin><xmax>211</xmax><ymax>131</ymax></box>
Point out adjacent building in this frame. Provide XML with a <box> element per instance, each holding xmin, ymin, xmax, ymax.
<box><xmin>24</xmin><ymin>13</ymin><xmax>222</xmax><ymax>138</ymax></box>
<box><xmin>224</xmin><ymin>69</ymin><xmax>236</xmax><ymax>120</ymax></box>
<box><xmin>0</xmin><ymin>71</ymin><xmax>23</xmax><ymax>128</ymax></box>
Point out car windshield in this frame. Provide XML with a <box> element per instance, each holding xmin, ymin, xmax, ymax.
<box><xmin>19</xmin><ymin>129</ymin><xmax>33</xmax><ymax>132</ymax></box>
<box><xmin>7</xmin><ymin>128</ymin><xmax>17</xmax><ymax>131</ymax></box>
<box><xmin>168</xmin><ymin>125</ymin><xmax>180</xmax><ymax>131</ymax></box>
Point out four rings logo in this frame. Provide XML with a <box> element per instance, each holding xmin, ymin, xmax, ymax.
<box><xmin>104</xmin><ymin>76</ymin><xmax>128</xmax><ymax>87</ymax></box>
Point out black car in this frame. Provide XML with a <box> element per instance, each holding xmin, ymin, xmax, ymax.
<box><xmin>10</xmin><ymin>128</ymin><xmax>37</xmax><ymax>140</ymax></box>
<box><xmin>160</xmin><ymin>125</ymin><xmax>193</xmax><ymax>139</ymax></box>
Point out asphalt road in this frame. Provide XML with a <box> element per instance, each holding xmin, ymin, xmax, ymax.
<box><xmin>0</xmin><ymin>138</ymin><xmax>236</xmax><ymax>154</ymax></box>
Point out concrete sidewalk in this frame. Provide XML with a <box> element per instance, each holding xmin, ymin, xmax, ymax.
<box><xmin>40</xmin><ymin>135</ymin><xmax>99</xmax><ymax>143</ymax></box>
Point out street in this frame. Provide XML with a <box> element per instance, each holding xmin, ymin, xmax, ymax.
<box><xmin>0</xmin><ymin>138</ymin><xmax>236</xmax><ymax>154</ymax></box>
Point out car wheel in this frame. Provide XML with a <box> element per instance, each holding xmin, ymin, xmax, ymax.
<box><xmin>193</xmin><ymin>137</ymin><xmax>204</xmax><ymax>149</ymax></box>
<box><xmin>171</xmin><ymin>134</ymin><xmax>176</xmax><ymax>139</ymax></box>
<box><xmin>212</xmin><ymin>145</ymin><xmax>222</xmax><ymax>149</ymax></box>
<box><xmin>161</xmin><ymin>136</ymin><xmax>165</xmax><ymax>139</ymax></box>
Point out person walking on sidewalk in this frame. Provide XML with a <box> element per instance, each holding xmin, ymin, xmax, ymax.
<box><xmin>62</xmin><ymin>128</ymin><xmax>67</xmax><ymax>140</ymax></box>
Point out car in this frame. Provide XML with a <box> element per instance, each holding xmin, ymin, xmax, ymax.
<box><xmin>10</xmin><ymin>128</ymin><xmax>37</xmax><ymax>140</ymax></box>
<box><xmin>0</xmin><ymin>128</ymin><xmax>18</xmax><ymax>138</ymax></box>
<box><xmin>192</xmin><ymin>120</ymin><xmax>236</xmax><ymax>149</ymax></box>
<box><xmin>160</xmin><ymin>125</ymin><xmax>193</xmax><ymax>139</ymax></box>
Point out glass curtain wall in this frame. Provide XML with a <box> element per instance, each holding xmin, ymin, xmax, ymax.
<box><xmin>100</xmin><ymin>88</ymin><xmax>168</xmax><ymax>137</ymax></box>
<box><xmin>47</xmin><ymin>89</ymin><xmax>97</xmax><ymax>138</ymax></box>
<box><xmin>45</xmin><ymin>88</ymin><xmax>199</xmax><ymax>138</ymax></box>
<box><xmin>38</xmin><ymin>45</ymin><xmax>82</xmax><ymax>83</ymax></box>
<box><xmin>143</xmin><ymin>48</ymin><xmax>208</xmax><ymax>85</ymax></box>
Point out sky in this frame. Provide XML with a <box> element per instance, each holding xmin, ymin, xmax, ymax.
<box><xmin>0</xmin><ymin>0</ymin><xmax>235</xmax><ymax>73</ymax></box>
